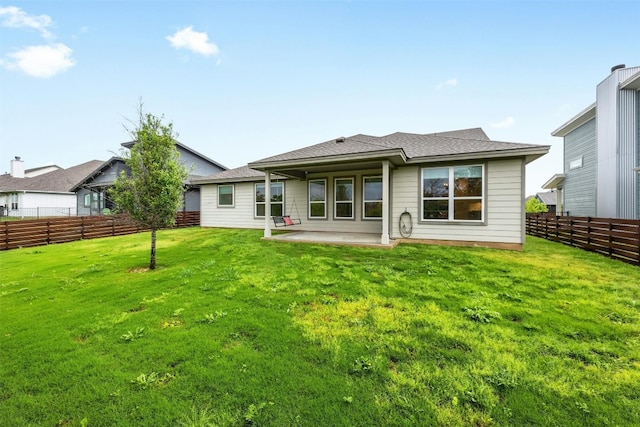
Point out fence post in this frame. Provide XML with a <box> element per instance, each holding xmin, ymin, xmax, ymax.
<box><xmin>46</xmin><ymin>220</ymin><xmax>50</xmax><ymax>245</ymax></box>
<box><xmin>81</xmin><ymin>216</ymin><xmax>85</xmax><ymax>239</ymax></box>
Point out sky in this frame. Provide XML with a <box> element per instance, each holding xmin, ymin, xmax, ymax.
<box><xmin>1</xmin><ymin>0</ymin><xmax>638</xmax><ymax>196</ymax></box>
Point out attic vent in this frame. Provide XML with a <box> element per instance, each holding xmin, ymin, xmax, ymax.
<box><xmin>336</xmin><ymin>137</ymin><xmax>346</xmax><ymax>143</ymax></box>
<box><xmin>611</xmin><ymin>64</ymin><xmax>625</xmax><ymax>73</ymax></box>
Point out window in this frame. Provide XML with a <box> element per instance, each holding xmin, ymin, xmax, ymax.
<box><xmin>334</xmin><ymin>178</ymin><xmax>354</xmax><ymax>219</ymax></box>
<box><xmin>218</xmin><ymin>184</ymin><xmax>234</xmax><ymax>207</ymax></box>
<box><xmin>422</xmin><ymin>165</ymin><xmax>483</xmax><ymax>221</ymax></box>
<box><xmin>363</xmin><ymin>176</ymin><xmax>382</xmax><ymax>219</ymax></box>
<box><xmin>10</xmin><ymin>193</ymin><xmax>18</xmax><ymax>210</ymax></box>
<box><xmin>255</xmin><ymin>182</ymin><xmax>284</xmax><ymax>217</ymax></box>
<box><xmin>569</xmin><ymin>157</ymin><xmax>583</xmax><ymax>170</ymax></box>
<box><xmin>84</xmin><ymin>194</ymin><xmax>91</xmax><ymax>208</ymax></box>
<box><xmin>308</xmin><ymin>179</ymin><xmax>327</xmax><ymax>218</ymax></box>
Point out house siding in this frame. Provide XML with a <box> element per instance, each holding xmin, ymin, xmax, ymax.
<box><xmin>596</xmin><ymin>67</ymin><xmax>640</xmax><ymax>218</ymax></box>
<box><xmin>563</xmin><ymin>119</ymin><xmax>597</xmax><ymax>216</ymax></box>
<box><xmin>200</xmin><ymin>169</ymin><xmax>386</xmax><ymax>234</ymax></box>
<box><xmin>391</xmin><ymin>159</ymin><xmax>525</xmax><ymax>244</ymax></box>
<box><xmin>617</xmin><ymin>86</ymin><xmax>638</xmax><ymax>219</ymax></box>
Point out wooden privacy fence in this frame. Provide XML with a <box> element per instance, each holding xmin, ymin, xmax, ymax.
<box><xmin>0</xmin><ymin>211</ymin><xmax>200</xmax><ymax>251</ymax></box>
<box><xmin>526</xmin><ymin>214</ymin><xmax>640</xmax><ymax>266</ymax></box>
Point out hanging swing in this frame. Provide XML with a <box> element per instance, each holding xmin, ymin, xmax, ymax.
<box><xmin>273</xmin><ymin>197</ymin><xmax>302</xmax><ymax>227</ymax></box>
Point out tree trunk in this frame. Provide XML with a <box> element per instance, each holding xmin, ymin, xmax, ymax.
<box><xmin>150</xmin><ymin>228</ymin><xmax>157</xmax><ymax>270</ymax></box>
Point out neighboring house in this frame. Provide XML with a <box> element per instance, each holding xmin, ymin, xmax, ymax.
<box><xmin>25</xmin><ymin>164</ymin><xmax>62</xmax><ymax>177</ymax></box>
<box><xmin>71</xmin><ymin>141</ymin><xmax>228</xmax><ymax>216</ymax></box>
<box><xmin>534</xmin><ymin>191</ymin><xmax>557</xmax><ymax>214</ymax></box>
<box><xmin>0</xmin><ymin>157</ymin><xmax>104</xmax><ymax>217</ymax></box>
<box><xmin>194</xmin><ymin>128</ymin><xmax>549</xmax><ymax>249</ymax></box>
<box><xmin>544</xmin><ymin>64</ymin><xmax>640</xmax><ymax>219</ymax></box>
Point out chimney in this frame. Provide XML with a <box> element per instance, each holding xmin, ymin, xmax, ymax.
<box><xmin>610</xmin><ymin>64</ymin><xmax>625</xmax><ymax>73</ymax></box>
<box><xmin>11</xmin><ymin>156</ymin><xmax>25</xmax><ymax>178</ymax></box>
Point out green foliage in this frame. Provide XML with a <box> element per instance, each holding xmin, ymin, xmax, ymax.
<box><xmin>525</xmin><ymin>197</ymin><xmax>549</xmax><ymax>213</ymax></box>
<box><xmin>1</xmin><ymin>228</ymin><xmax>639</xmax><ymax>426</ymax></box>
<box><xmin>111</xmin><ymin>106</ymin><xmax>188</xmax><ymax>269</ymax></box>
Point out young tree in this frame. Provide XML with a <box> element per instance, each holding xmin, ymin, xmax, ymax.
<box><xmin>525</xmin><ymin>197</ymin><xmax>549</xmax><ymax>213</ymax></box>
<box><xmin>111</xmin><ymin>110</ymin><xmax>188</xmax><ymax>270</ymax></box>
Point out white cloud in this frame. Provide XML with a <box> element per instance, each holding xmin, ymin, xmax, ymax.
<box><xmin>0</xmin><ymin>6</ymin><xmax>53</xmax><ymax>39</ymax></box>
<box><xmin>490</xmin><ymin>116</ymin><xmax>516</xmax><ymax>128</ymax></box>
<box><xmin>166</xmin><ymin>26</ymin><xmax>219</xmax><ymax>57</ymax></box>
<box><xmin>5</xmin><ymin>44</ymin><xmax>75</xmax><ymax>78</ymax></box>
<box><xmin>436</xmin><ymin>78</ymin><xmax>458</xmax><ymax>89</ymax></box>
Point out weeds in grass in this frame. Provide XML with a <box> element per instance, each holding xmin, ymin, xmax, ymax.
<box><xmin>198</xmin><ymin>311</ymin><xmax>227</xmax><ymax>324</ymax></box>
<box><xmin>131</xmin><ymin>372</ymin><xmax>174</xmax><ymax>389</ymax></box>
<box><xmin>462</xmin><ymin>306</ymin><xmax>502</xmax><ymax>323</ymax></box>
<box><xmin>120</xmin><ymin>327</ymin><xmax>145</xmax><ymax>342</ymax></box>
<box><xmin>178</xmin><ymin>405</ymin><xmax>216</xmax><ymax>427</ymax></box>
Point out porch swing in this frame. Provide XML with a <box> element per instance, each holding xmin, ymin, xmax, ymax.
<box><xmin>273</xmin><ymin>197</ymin><xmax>302</xmax><ymax>227</ymax></box>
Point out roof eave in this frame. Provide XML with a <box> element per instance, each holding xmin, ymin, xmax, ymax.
<box><xmin>620</xmin><ymin>71</ymin><xmax>640</xmax><ymax>90</ymax></box>
<box><xmin>192</xmin><ymin>175</ymin><xmax>275</xmax><ymax>185</ymax></box>
<box><xmin>248</xmin><ymin>149</ymin><xmax>408</xmax><ymax>171</ymax></box>
<box><xmin>551</xmin><ymin>103</ymin><xmax>596</xmax><ymax>137</ymax></box>
<box><xmin>542</xmin><ymin>173</ymin><xmax>566</xmax><ymax>189</ymax></box>
<box><xmin>406</xmin><ymin>147</ymin><xmax>550</xmax><ymax>165</ymax></box>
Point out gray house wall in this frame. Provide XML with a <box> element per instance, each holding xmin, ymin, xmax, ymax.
<box><xmin>564</xmin><ymin>119</ymin><xmax>597</xmax><ymax>216</ymax></box>
<box><xmin>76</xmin><ymin>161</ymin><xmax>127</xmax><ymax>216</ymax></box>
<box><xmin>177</xmin><ymin>148</ymin><xmax>225</xmax><ymax>177</ymax></box>
<box><xmin>596</xmin><ymin>67</ymin><xmax>639</xmax><ymax>218</ymax></box>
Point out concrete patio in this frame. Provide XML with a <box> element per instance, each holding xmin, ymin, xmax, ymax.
<box><xmin>265</xmin><ymin>231</ymin><xmax>398</xmax><ymax>248</ymax></box>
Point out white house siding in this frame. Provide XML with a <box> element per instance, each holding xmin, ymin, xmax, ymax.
<box><xmin>8</xmin><ymin>192</ymin><xmax>77</xmax><ymax>216</ymax></box>
<box><xmin>391</xmin><ymin>159</ymin><xmax>525</xmax><ymax>244</ymax></box>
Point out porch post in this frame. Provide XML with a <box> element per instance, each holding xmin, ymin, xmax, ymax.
<box><xmin>381</xmin><ymin>160</ymin><xmax>390</xmax><ymax>244</ymax></box>
<box><xmin>264</xmin><ymin>170</ymin><xmax>272</xmax><ymax>237</ymax></box>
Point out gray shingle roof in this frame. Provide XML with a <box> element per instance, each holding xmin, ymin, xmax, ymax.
<box><xmin>0</xmin><ymin>160</ymin><xmax>105</xmax><ymax>193</ymax></box>
<box><xmin>191</xmin><ymin>165</ymin><xmax>286</xmax><ymax>184</ymax></box>
<box><xmin>536</xmin><ymin>191</ymin><xmax>557</xmax><ymax>206</ymax></box>
<box><xmin>251</xmin><ymin>128</ymin><xmax>543</xmax><ymax>165</ymax></box>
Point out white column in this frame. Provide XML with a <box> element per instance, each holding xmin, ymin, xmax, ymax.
<box><xmin>381</xmin><ymin>160</ymin><xmax>390</xmax><ymax>244</ymax></box>
<box><xmin>264</xmin><ymin>170</ymin><xmax>272</xmax><ymax>237</ymax></box>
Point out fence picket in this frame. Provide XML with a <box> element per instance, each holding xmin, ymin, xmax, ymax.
<box><xmin>0</xmin><ymin>212</ymin><xmax>200</xmax><ymax>251</ymax></box>
<box><xmin>526</xmin><ymin>213</ymin><xmax>639</xmax><ymax>266</ymax></box>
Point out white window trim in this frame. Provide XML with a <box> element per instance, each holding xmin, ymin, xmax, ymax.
<box><xmin>255</xmin><ymin>182</ymin><xmax>284</xmax><ymax>218</ymax></box>
<box><xmin>217</xmin><ymin>184</ymin><xmax>235</xmax><ymax>207</ymax></box>
<box><xmin>421</xmin><ymin>165</ymin><xmax>485</xmax><ymax>223</ymax></box>
<box><xmin>362</xmin><ymin>175</ymin><xmax>383</xmax><ymax>220</ymax></box>
<box><xmin>308</xmin><ymin>179</ymin><xmax>327</xmax><ymax>219</ymax></box>
<box><xmin>334</xmin><ymin>177</ymin><xmax>354</xmax><ymax>220</ymax></box>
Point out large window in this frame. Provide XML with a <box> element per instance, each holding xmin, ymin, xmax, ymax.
<box><xmin>308</xmin><ymin>179</ymin><xmax>326</xmax><ymax>218</ymax></box>
<box><xmin>334</xmin><ymin>178</ymin><xmax>354</xmax><ymax>219</ymax></box>
<box><xmin>255</xmin><ymin>182</ymin><xmax>284</xmax><ymax>217</ymax></box>
<box><xmin>422</xmin><ymin>165</ymin><xmax>483</xmax><ymax>221</ymax></box>
<box><xmin>218</xmin><ymin>184</ymin><xmax>234</xmax><ymax>207</ymax></box>
<box><xmin>363</xmin><ymin>176</ymin><xmax>382</xmax><ymax>219</ymax></box>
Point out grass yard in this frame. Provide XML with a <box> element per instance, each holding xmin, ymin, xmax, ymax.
<box><xmin>1</xmin><ymin>228</ymin><xmax>639</xmax><ymax>426</ymax></box>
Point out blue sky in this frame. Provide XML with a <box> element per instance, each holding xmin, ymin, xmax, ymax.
<box><xmin>1</xmin><ymin>0</ymin><xmax>638</xmax><ymax>195</ymax></box>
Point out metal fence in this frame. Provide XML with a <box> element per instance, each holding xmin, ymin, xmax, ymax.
<box><xmin>0</xmin><ymin>207</ymin><xmax>79</xmax><ymax>220</ymax></box>
<box><xmin>526</xmin><ymin>213</ymin><xmax>640</xmax><ymax>266</ymax></box>
<box><xmin>0</xmin><ymin>211</ymin><xmax>200</xmax><ymax>250</ymax></box>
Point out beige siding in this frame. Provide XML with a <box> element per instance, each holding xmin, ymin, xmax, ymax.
<box><xmin>200</xmin><ymin>182</ymin><xmax>263</xmax><ymax>229</ymax></box>
<box><xmin>201</xmin><ymin>170</ymin><xmax>383</xmax><ymax>233</ymax></box>
<box><xmin>391</xmin><ymin>159</ymin><xmax>525</xmax><ymax>244</ymax></box>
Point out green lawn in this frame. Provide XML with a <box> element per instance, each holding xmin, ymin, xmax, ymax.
<box><xmin>1</xmin><ymin>228</ymin><xmax>639</xmax><ymax>426</ymax></box>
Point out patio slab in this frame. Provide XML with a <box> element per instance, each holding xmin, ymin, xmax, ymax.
<box><xmin>265</xmin><ymin>231</ymin><xmax>398</xmax><ymax>248</ymax></box>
